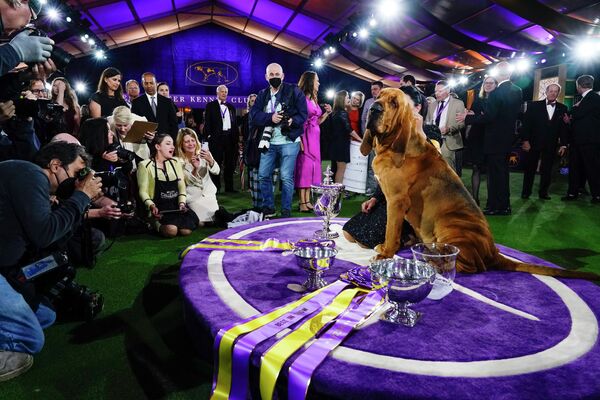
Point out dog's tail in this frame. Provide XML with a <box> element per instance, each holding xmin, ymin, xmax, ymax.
<box><xmin>490</xmin><ymin>253</ymin><xmax>600</xmax><ymax>280</ymax></box>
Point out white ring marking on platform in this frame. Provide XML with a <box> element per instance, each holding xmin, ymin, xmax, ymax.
<box><xmin>204</xmin><ymin>219</ymin><xmax>599</xmax><ymax>377</ymax></box>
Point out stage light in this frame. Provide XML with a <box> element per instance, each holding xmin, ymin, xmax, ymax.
<box><xmin>459</xmin><ymin>76</ymin><xmax>468</xmax><ymax>85</ymax></box>
<box><xmin>358</xmin><ymin>28</ymin><xmax>369</xmax><ymax>39</ymax></box>
<box><xmin>515</xmin><ymin>58</ymin><xmax>530</xmax><ymax>72</ymax></box>
<box><xmin>448</xmin><ymin>78</ymin><xmax>458</xmax><ymax>88</ymax></box>
<box><xmin>88</xmin><ymin>39</ymin><xmax>95</xmax><ymax>46</ymax></box>
<box><xmin>74</xmin><ymin>82</ymin><xmax>86</xmax><ymax>93</ymax></box>
<box><xmin>84</xmin><ymin>34</ymin><xmax>89</xmax><ymax>39</ymax></box>
<box><xmin>575</xmin><ymin>40</ymin><xmax>600</xmax><ymax>61</ymax></box>
<box><xmin>66</xmin><ymin>16</ymin><xmax>72</xmax><ymax>22</ymax></box>
<box><xmin>489</xmin><ymin>67</ymin><xmax>499</xmax><ymax>77</ymax></box>
<box><xmin>378</xmin><ymin>0</ymin><xmax>401</xmax><ymax>19</ymax></box>
<box><xmin>352</xmin><ymin>32</ymin><xmax>358</xmax><ymax>38</ymax></box>
<box><xmin>47</xmin><ymin>8</ymin><xmax>60</xmax><ymax>20</ymax></box>
<box><xmin>369</xmin><ymin>17</ymin><xmax>377</xmax><ymax>27</ymax></box>
<box><xmin>541</xmin><ymin>58</ymin><xmax>547</xmax><ymax>64</ymax></box>
<box><xmin>94</xmin><ymin>50</ymin><xmax>105</xmax><ymax>59</ymax></box>
<box><xmin>314</xmin><ymin>58</ymin><xmax>324</xmax><ymax>68</ymax></box>
<box><xmin>326</xmin><ymin>89</ymin><xmax>335</xmax><ymax>99</ymax></box>
<box><xmin>324</xmin><ymin>49</ymin><xmax>330</xmax><ymax>56</ymax></box>
<box><xmin>40</xmin><ymin>0</ymin><xmax>47</xmax><ymax>4</ymax></box>
<box><xmin>81</xmin><ymin>35</ymin><xmax>87</xmax><ymax>43</ymax></box>
<box><xmin>595</xmin><ymin>18</ymin><xmax>600</xmax><ymax>24</ymax></box>
<box><xmin>328</xmin><ymin>46</ymin><xmax>336</xmax><ymax>54</ymax></box>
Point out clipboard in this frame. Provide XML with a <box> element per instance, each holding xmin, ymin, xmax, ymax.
<box><xmin>122</xmin><ymin>121</ymin><xmax>159</xmax><ymax>143</ymax></box>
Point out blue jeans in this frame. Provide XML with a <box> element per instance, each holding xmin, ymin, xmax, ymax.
<box><xmin>0</xmin><ymin>274</ymin><xmax>55</xmax><ymax>354</ymax></box>
<box><xmin>259</xmin><ymin>142</ymin><xmax>300</xmax><ymax>212</ymax></box>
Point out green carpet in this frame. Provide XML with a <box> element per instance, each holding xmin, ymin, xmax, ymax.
<box><xmin>1</xmin><ymin>168</ymin><xmax>599</xmax><ymax>399</ymax></box>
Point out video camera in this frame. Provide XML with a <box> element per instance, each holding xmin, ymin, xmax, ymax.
<box><xmin>79</xmin><ymin>167</ymin><xmax>134</xmax><ymax>214</ymax></box>
<box><xmin>19</xmin><ymin>251</ymin><xmax>104</xmax><ymax>321</ymax></box>
<box><xmin>0</xmin><ymin>28</ymin><xmax>74</xmax><ymax>117</ymax></box>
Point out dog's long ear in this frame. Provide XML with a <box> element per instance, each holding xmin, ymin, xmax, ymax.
<box><xmin>390</xmin><ymin>92</ymin><xmax>414</xmax><ymax>154</ymax></box>
<box><xmin>360</xmin><ymin>129</ymin><xmax>373</xmax><ymax>156</ymax></box>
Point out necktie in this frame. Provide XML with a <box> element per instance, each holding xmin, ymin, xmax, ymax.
<box><xmin>151</xmin><ymin>96</ymin><xmax>157</xmax><ymax>117</ymax></box>
<box><xmin>435</xmin><ymin>101</ymin><xmax>445</xmax><ymax>126</ymax></box>
<box><xmin>547</xmin><ymin>101</ymin><xmax>556</xmax><ymax>107</ymax></box>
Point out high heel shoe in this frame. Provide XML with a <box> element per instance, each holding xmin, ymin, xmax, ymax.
<box><xmin>298</xmin><ymin>202</ymin><xmax>311</xmax><ymax>213</ymax></box>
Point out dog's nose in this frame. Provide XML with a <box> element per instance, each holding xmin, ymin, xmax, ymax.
<box><xmin>366</xmin><ymin>102</ymin><xmax>383</xmax><ymax>131</ymax></box>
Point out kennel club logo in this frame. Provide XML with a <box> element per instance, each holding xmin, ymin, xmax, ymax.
<box><xmin>201</xmin><ymin>219</ymin><xmax>599</xmax><ymax>380</ymax></box>
<box><xmin>186</xmin><ymin>61</ymin><xmax>239</xmax><ymax>86</ymax></box>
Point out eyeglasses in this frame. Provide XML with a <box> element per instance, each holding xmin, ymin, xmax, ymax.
<box><xmin>483</xmin><ymin>82</ymin><xmax>496</xmax><ymax>85</ymax></box>
<box><xmin>31</xmin><ymin>89</ymin><xmax>48</xmax><ymax>93</ymax></box>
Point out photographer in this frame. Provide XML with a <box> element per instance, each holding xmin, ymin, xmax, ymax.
<box><xmin>250</xmin><ymin>62</ymin><xmax>307</xmax><ymax>218</ymax></box>
<box><xmin>0</xmin><ymin>141</ymin><xmax>101</xmax><ymax>381</ymax></box>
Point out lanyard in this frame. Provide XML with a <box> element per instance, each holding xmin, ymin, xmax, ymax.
<box><xmin>220</xmin><ymin>104</ymin><xmax>228</xmax><ymax>119</ymax></box>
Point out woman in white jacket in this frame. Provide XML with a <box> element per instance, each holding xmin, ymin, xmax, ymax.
<box><xmin>175</xmin><ymin>128</ymin><xmax>220</xmax><ymax>225</ymax></box>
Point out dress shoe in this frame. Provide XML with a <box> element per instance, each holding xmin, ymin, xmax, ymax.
<box><xmin>538</xmin><ymin>194</ymin><xmax>551</xmax><ymax>200</ymax></box>
<box><xmin>591</xmin><ymin>196</ymin><xmax>600</xmax><ymax>204</ymax></box>
<box><xmin>561</xmin><ymin>194</ymin><xmax>578</xmax><ymax>201</ymax></box>
<box><xmin>484</xmin><ymin>208</ymin><xmax>511</xmax><ymax>216</ymax></box>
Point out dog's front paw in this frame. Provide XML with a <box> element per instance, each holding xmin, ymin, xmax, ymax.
<box><xmin>374</xmin><ymin>244</ymin><xmax>394</xmax><ymax>260</ymax></box>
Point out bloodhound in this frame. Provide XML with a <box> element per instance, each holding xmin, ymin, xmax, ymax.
<box><xmin>362</xmin><ymin>88</ymin><xmax>598</xmax><ymax>279</ymax></box>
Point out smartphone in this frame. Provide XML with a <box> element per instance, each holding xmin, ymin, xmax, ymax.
<box><xmin>201</xmin><ymin>142</ymin><xmax>209</xmax><ymax>151</ymax></box>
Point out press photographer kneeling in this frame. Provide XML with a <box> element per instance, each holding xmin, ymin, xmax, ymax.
<box><xmin>0</xmin><ymin>141</ymin><xmax>102</xmax><ymax>381</ymax></box>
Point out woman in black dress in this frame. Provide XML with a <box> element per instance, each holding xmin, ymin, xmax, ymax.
<box><xmin>465</xmin><ymin>76</ymin><xmax>497</xmax><ymax>205</ymax></box>
<box><xmin>329</xmin><ymin>90</ymin><xmax>362</xmax><ymax>183</ymax></box>
<box><xmin>89</xmin><ymin>67</ymin><xmax>128</xmax><ymax>118</ymax></box>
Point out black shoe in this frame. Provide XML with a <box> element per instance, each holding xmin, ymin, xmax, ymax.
<box><xmin>591</xmin><ymin>197</ymin><xmax>600</xmax><ymax>204</ymax></box>
<box><xmin>280</xmin><ymin>210</ymin><xmax>291</xmax><ymax>218</ymax></box>
<box><xmin>262</xmin><ymin>208</ymin><xmax>276</xmax><ymax>218</ymax></box>
<box><xmin>521</xmin><ymin>194</ymin><xmax>530</xmax><ymax>199</ymax></box>
<box><xmin>561</xmin><ymin>194</ymin><xmax>578</xmax><ymax>201</ymax></box>
<box><xmin>538</xmin><ymin>194</ymin><xmax>551</xmax><ymax>200</ymax></box>
<box><xmin>484</xmin><ymin>208</ymin><xmax>511</xmax><ymax>216</ymax></box>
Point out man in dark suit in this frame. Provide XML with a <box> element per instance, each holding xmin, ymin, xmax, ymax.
<box><xmin>520</xmin><ymin>83</ymin><xmax>569</xmax><ymax>200</ymax></box>
<box><xmin>562</xmin><ymin>75</ymin><xmax>600</xmax><ymax>204</ymax></box>
<box><xmin>203</xmin><ymin>85</ymin><xmax>239</xmax><ymax>193</ymax></box>
<box><xmin>459</xmin><ymin>61</ymin><xmax>523</xmax><ymax>215</ymax></box>
<box><xmin>131</xmin><ymin>72</ymin><xmax>178</xmax><ymax>140</ymax></box>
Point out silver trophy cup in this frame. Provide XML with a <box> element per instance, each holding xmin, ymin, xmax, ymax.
<box><xmin>370</xmin><ymin>258</ymin><xmax>436</xmax><ymax>327</ymax></box>
<box><xmin>311</xmin><ymin>166</ymin><xmax>344</xmax><ymax>239</ymax></box>
<box><xmin>293</xmin><ymin>245</ymin><xmax>338</xmax><ymax>291</ymax></box>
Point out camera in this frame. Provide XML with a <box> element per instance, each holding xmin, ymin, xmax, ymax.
<box><xmin>106</xmin><ymin>142</ymin><xmax>140</xmax><ymax>163</ymax></box>
<box><xmin>12</xmin><ymin>98</ymin><xmax>64</xmax><ymax>120</ymax></box>
<box><xmin>0</xmin><ymin>28</ymin><xmax>74</xmax><ymax>107</ymax></box>
<box><xmin>278</xmin><ymin>103</ymin><xmax>292</xmax><ymax>136</ymax></box>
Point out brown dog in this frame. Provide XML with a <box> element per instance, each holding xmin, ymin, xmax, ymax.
<box><xmin>363</xmin><ymin>88</ymin><xmax>598</xmax><ymax>279</ymax></box>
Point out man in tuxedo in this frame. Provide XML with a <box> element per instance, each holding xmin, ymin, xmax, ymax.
<box><xmin>459</xmin><ymin>61</ymin><xmax>523</xmax><ymax>215</ymax></box>
<box><xmin>426</xmin><ymin>80</ymin><xmax>465</xmax><ymax>172</ymax></box>
<box><xmin>203</xmin><ymin>85</ymin><xmax>239</xmax><ymax>193</ymax></box>
<box><xmin>131</xmin><ymin>72</ymin><xmax>178</xmax><ymax>139</ymax></box>
<box><xmin>562</xmin><ymin>75</ymin><xmax>600</xmax><ymax>203</ymax></box>
<box><xmin>520</xmin><ymin>83</ymin><xmax>568</xmax><ymax>200</ymax></box>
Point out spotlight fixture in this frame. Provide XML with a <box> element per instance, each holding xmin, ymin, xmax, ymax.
<box><xmin>448</xmin><ymin>78</ymin><xmax>458</xmax><ymax>88</ymax></box>
<box><xmin>324</xmin><ymin>49</ymin><xmax>330</xmax><ymax>56</ymax></box>
<box><xmin>575</xmin><ymin>40</ymin><xmax>600</xmax><ymax>61</ymax></box>
<box><xmin>352</xmin><ymin>32</ymin><xmax>358</xmax><ymax>38</ymax></box>
<box><xmin>81</xmin><ymin>35</ymin><xmax>87</xmax><ymax>43</ymax></box>
<box><xmin>326</xmin><ymin>89</ymin><xmax>335</xmax><ymax>99</ymax></box>
<box><xmin>369</xmin><ymin>17</ymin><xmax>377</xmax><ymax>27</ymax></box>
<box><xmin>459</xmin><ymin>76</ymin><xmax>468</xmax><ymax>85</ymax></box>
<box><xmin>358</xmin><ymin>28</ymin><xmax>369</xmax><ymax>39</ymax></box>
<box><xmin>377</xmin><ymin>0</ymin><xmax>401</xmax><ymax>19</ymax></box>
<box><xmin>328</xmin><ymin>46</ymin><xmax>336</xmax><ymax>54</ymax></box>
<box><xmin>541</xmin><ymin>58</ymin><xmax>547</xmax><ymax>64</ymax></box>
<box><xmin>66</xmin><ymin>16</ymin><xmax>72</xmax><ymax>22</ymax></box>
<box><xmin>74</xmin><ymin>82</ymin><xmax>87</xmax><ymax>93</ymax></box>
<box><xmin>314</xmin><ymin>58</ymin><xmax>324</xmax><ymax>68</ymax></box>
<box><xmin>88</xmin><ymin>39</ymin><xmax>95</xmax><ymax>46</ymax></box>
<box><xmin>514</xmin><ymin>58</ymin><xmax>530</xmax><ymax>72</ymax></box>
<box><xmin>47</xmin><ymin>8</ymin><xmax>60</xmax><ymax>20</ymax></box>
<box><xmin>94</xmin><ymin>50</ymin><xmax>105</xmax><ymax>59</ymax></box>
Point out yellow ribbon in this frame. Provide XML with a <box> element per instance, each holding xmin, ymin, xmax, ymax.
<box><xmin>259</xmin><ymin>288</ymin><xmax>364</xmax><ymax>400</ymax></box>
<box><xmin>182</xmin><ymin>238</ymin><xmax>294</xmax><ymax>257</ymax></box>
<box><xmin>210</xmin><ymin>284</ymin><xmax>341</xmax><ymax>400</ymax></box>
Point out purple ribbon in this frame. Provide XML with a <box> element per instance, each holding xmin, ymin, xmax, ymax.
<box><xmin>229</xmin><ymin>280</ymin><xmax>348</xmax><ymax>399</ymax></box>
<box><xmin>288</xmin><ymin>290</ymin><xmax>383</xmax><ymax>400</ymax></box>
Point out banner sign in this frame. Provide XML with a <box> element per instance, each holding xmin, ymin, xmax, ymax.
<box><xmin>170</xmin><ymin>94</ymin><xmax>249</xmax><ymax>108</ymax></box>
<box><xmin>185</xmin><ymin>61</ymin><xmax>239</xmax><ymax>87</ymax></box>
<box><xmin>343</xmin><ymin>141</ymin><xmax>368</xmax><ymax>194</ymax></box>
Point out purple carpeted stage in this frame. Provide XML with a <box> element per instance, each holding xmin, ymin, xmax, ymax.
<box><xmin>180</xmin><ymin>218</ymin><xmax>600</xmax><ymax>399</ymax></box>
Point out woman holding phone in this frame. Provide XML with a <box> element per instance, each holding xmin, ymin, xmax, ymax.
<box><xmin>175</xmin><ymin>128</ymin><xmax>220</xmax><ymax>225</ymax></box>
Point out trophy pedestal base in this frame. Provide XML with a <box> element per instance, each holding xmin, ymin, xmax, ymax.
<box><xmin>381</xmin><ymin>305</ymin><xmax>421</xmax><ymax>327</ymax></box>
<box><xmin>302</xmin><ymin>270</ymin><xmax>327</xmax><ymax>292</ymax></box>
<box><xmin>314</xmin><ymin>229</ymin><xmax>339</xmax><ymax>239</ymax></box>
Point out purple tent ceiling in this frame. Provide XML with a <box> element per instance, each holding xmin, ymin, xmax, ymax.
<box><xmin>45</xmin><ymin>0</ymin><xmax>600</xmax><ymax>83</ymax></box>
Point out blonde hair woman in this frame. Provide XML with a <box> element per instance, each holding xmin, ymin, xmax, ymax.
<box><xmin>108</xmin><ymin>106</ymin><xmax>151</xmax><ymax>162</ymax></box>
<box><xmin>175</xmin><ymin>128</ymin><xmax>220</xmax><ymax>225</ymax></box>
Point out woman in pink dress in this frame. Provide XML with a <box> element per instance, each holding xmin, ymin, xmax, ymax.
<box><xmin>295</xmin><ymin>71</ymin><xmax>332</xmax><ymax>212</ymax></box>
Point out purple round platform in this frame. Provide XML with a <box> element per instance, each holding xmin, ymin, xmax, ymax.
<box><xmin>180</xmin><ymin>218</ymin><xmax>600</xmax><ymax>400</ymax></box>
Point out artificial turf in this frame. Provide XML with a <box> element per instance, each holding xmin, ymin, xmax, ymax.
<box><xmin>1</xmin><ymin>167</ymin><xmax>599</xmax><ymax>399</ymax></box>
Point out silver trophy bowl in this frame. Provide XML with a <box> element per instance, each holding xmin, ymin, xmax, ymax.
<box><xmin>293</xmin><ymin>245</ymin><xmax>338</xmax><ymax>291</ymax></box>
<box><xmin>370</xmin><ymin>258</ymin><xmax>436</xmax><ymax>327</ymax></box>
<box><xmin>310</xmin><ymin>184</ymin><xmax>344</xmax><ymax>239</ymax></box>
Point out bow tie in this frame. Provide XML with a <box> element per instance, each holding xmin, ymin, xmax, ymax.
<box><xmin>220</xmin><ymin>101</ymin><xmax>226</xmax><ymax>105</ymax></box>
<box><xmin>547</xmin><ymin>101</ymin><xmax>556</xmax><ymax>107</ymax></box>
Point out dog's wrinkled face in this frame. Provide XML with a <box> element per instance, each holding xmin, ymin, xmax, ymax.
<box><xmin>365</xmin><ymin>88</ymin><xmax>417</xmax><ymax>154</ymax></box>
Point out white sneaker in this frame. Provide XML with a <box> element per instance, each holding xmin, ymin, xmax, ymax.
<box><xmin>0</xmin><ymin>351</ymin><xmax>33</xmax><ymax>382</ymax></box>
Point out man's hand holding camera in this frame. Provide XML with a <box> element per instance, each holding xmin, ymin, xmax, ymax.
<box><xmin>102</xmin><ymin>150</ymin><xmax>119</xmax><ymax>163</ymax></box>
<box><xmin>0</xmin><ymin>100</ymin><xmax>16</xmax><ymax>122</ymax></box>
<box><xmin>75</xmin><ymin>172</ymin><xmax>102</xmax><ymax>200</ymax></box>
<box><xmin>8</xmin><ymin>30</ymin><xmax>54</xmax><ymax>65</ymax></box>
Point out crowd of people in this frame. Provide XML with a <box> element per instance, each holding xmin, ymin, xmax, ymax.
<box><xmin>1</xmin><ymin>0</ymin><xmax>599</xmax><ymax>384</ymax></box>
